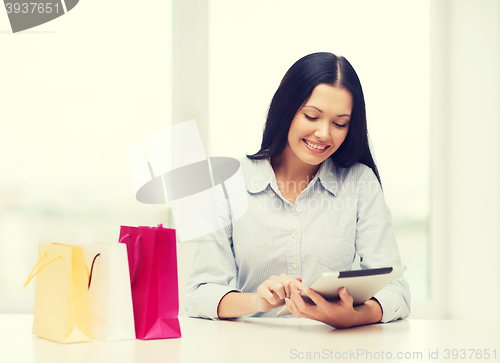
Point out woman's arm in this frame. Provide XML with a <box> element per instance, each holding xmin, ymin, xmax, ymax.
<box><xmin>353</xmin><ymin>299</ymin><xmax>383</xmax><ymax>326</ymax></box>
<box><xmin>285</xmin><ymin>165</ymin><xmax>408</xmax><ymax>327</ymax></box>
<box><xmin>184</xmin><ymin>212</ymin><xmax>240</xmax><ymax>320</ymax></box>
<box><xmin>354</xmin><ymin>166</ymin><xmax>411</xmax><ymax>323</ymax></box>
<box><xmin>217</xmin><ymin>292</ymin><xmax>259</xmax><ymax>318</ymax></box>
<box><xmin>218</xmin><ymin>275</ymin><xmax>302</xmax><ymax>318</ymax></box>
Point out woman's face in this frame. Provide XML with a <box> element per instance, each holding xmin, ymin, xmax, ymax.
<box><xmin>285</xmin><ymin>83</ymin><xmax>353</xmax><ymax>166</ymax></box>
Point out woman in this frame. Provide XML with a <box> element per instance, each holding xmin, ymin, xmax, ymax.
<box><xmin>185</xmin><ymin>52</ymin><xmax>410</xmax><ymax>328</ymax></box>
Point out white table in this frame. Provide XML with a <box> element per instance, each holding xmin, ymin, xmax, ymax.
<box><xmin>1</xmin><ymin>315</ymin><xmax>499</xmax><ymax>363</ymax></box>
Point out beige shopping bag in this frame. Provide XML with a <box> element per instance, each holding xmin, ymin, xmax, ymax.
<box><xmin>24</xmin><ymin>243</ymin><xmax>92</xmax><ymax>343</ymax></box>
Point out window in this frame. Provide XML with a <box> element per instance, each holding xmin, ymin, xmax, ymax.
<box><xmin>208</xmin><ymin>0</ymin><xmax>431</xmax><ymax>307</ymax></box>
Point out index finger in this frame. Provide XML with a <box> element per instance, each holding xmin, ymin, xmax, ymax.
<box><xmin>291</xmin><ymin>279</ymin><xmax>308</xmax><ymax>292</ymax></box>
<box><xmin>291</xmin><ymin>280</ymin><xmax>326</xmax><ymax>305</ymax></box>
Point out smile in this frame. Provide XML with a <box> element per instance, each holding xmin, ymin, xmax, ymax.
<box><xmin>303</xmin><ymin>139</ymin><xmax>330</xmax><ymax>154</ymax></box>
<box><xmin>303</xmin><ymin>139</ymin><xmax>329</xmax><ymax>150</ymax></box>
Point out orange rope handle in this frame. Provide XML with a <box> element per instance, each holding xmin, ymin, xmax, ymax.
<box><xmin>23</xmin><ymin>253</ymin><xmax>62</xmax><ymax>287</ymax></box>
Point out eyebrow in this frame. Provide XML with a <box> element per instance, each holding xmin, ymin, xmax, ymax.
<box><xmin>303</xmin><ymin>105</ymin><xmax>351</xmax><ymax>118</ymax></box>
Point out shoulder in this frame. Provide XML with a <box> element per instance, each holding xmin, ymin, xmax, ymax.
<box><xmin>237</xmin><ymin>156</ymin><xmax>271</xmax><ymax>193</ymax></box>
<box><xmin>238</xmin><ymin>156</ymin><xmax>264</xmax><ymax>177</ymax></box>
<box><xmin>325</xmin><ymin>158</ymin><xmax>377</xmax><ymax>183</ymax></box>
<box><xmin>237</xmin><ymin>155</ymin><xmax>261</xmax><ymax>169</ymax></box>
<box><xmin>324</xmin><ymin>159</ymin><xmax>380</xmax><ymax>196</ymax></box>
<box><xmin>344</xmin><ymin>162</ymin><xmax>378</xmax><ymax>182</ymax></box>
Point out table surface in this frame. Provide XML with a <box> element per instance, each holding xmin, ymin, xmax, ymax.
<box><xmin>1</xmin><ymin>315</ymin><xmax>499</xmax><ymax>363</ymax></box>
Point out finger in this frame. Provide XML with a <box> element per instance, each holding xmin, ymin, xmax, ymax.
<box><xmin>283</xmin><ymin>281</ymin><xmax>291</xmax><ymax>299</ymax></box>
<box><xmin>339</xmin><ymin>287</ymin><xmax>353</xmax><ymax>305</ymax></box>
<box><xmin>266</xmin><ymin>292</ymin><xmax>278</xmax><ymax>305</ymax></box>
<box><xmin>290</xmin><ymin>279</ymin><xmax>311</xmax><ymax>296</ymax></box>
<box><xmin>263</xmin><ymin>281</ymin><xmax>286</xmax><ymax>301</ymax></box>
<box><xmin>257</xmin><ymin>285</ymin><xmax>278</xmax><ymax>305</ymax></box>
<box><xmin>277</xmin><ymin>275</ymin><xmax>294</xmax><ymax>298</ymax></box>
<box><xmin>275</xmin><ymin>282</ymin><xmax>287</xmax><ymax>300</ymax></box>
<box><xmin>286</xmin><ymin>297</ymin><xmax>303</xmax><ymax>318</ymax></box>
<box><xmin>290</xmin><ymin>280</ymin><xmax>325</xmax><ymax>308</ymax></box>
<box><xmin>290</xmin><ymin>284</ymin><xmax>312</xmax><ymax>315</ymax></box>
<box><xmin>294</xmin><ymin>277</ymin><xmax>302</xmax><ymax>282</ymax></box>
<box><xmin>301</xmin><ymin>285</ymin><xmax>327</xmax><ymax>306</ymax></box>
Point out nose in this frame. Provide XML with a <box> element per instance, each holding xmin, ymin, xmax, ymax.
<box><xmin>313</xmin><ymin>121</ymin><xmax>330</xmax><ymax>141</ymax></box>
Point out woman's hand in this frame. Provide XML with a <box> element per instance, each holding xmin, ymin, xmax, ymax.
<box><xmin>285</xmin><ymin>280</ymin><xmax>382</xmax><ymax>328</ymax></box>
<box><xmin>252</xmin><ymin>274</ymin><xmax>302</xmax><ymax>313</ymax></box>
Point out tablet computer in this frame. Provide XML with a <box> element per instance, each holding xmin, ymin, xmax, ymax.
<box><xmin>276</xmin><ymin>266</ymin><xmax>406</xmax><ymax>317</ymax></box>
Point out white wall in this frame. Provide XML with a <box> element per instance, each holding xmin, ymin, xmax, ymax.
<box><xmin>172</xmin><ymin>0</ymin><xmax>209</xmax><ymax>317</ymax></box>
<box><xmin>442</xmin><ymin>0</ymin><xmax>500</xmax><ymax>319</ymax></box>
<box><xmin>0</xmin><ymin>0</ymin><xmax>173</xmax><ymax>313</ymax></box>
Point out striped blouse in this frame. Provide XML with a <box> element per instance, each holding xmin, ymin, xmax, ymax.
<box><xmin>185</xmin><ymin>156</ymin><xmax>411</xmax><ymax>323</ymax></box>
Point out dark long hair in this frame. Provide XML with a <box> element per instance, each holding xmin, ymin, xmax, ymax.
<box><xmin>246</xmin><ymin>52</ymin><xmax>381</xmax><ymax>185</ymax></box>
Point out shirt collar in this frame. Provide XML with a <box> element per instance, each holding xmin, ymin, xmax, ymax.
<box><xmin>317</xmin><ymin>157</ymin><xmax>339</xmax><ymax>196</ymax></box>
<box><xmin>244</xmin><ymin>157</ymin><xmax>339</xmax><ymax>196</ymax></box>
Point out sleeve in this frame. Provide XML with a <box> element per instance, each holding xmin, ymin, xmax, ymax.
<box><xmin>184</xmin><ymin>189</ymin><xmax>241</xmax><ymax>320</ymax></box>
<box><xmin>354</xmin><ymin>166</ymin><xmax>411</xmax><ymax>323</ymax></box>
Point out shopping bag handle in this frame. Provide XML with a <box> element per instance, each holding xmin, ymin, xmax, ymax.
<box><xmin>87</xmin><ymin>253</ymin><xmax>100</xmax><ymax>289</ymax></box>
<box><xmin>119</xmin><ymin>234</ymin><xmax>142</xmax><ymax>287</ymax></box>
<box><xmin>23</xmin><ymin>253</ymin><xmax>62</xmax><ymax>287</ymax></box>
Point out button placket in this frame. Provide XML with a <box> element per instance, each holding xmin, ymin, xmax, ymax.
<box><xmin>286</xmin><ymin>198</ymin><xmax>301</xmax><ymax>277</ymax></box>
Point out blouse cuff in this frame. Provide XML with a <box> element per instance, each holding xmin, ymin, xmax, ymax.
<box><xmin>372</xmin><ymin>287</ymin><xmax>406</xmax><ymax>323</ymax></box>
<box><xmin>195</xmin><ymin>285</ymin><xmax>241</xmax><ymax>320</ymax></box>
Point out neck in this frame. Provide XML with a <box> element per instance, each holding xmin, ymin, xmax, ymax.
<box><xmin>271</xmin><ymin>146</ymin><xmax>321</xmax><ymax>184</ymax></box>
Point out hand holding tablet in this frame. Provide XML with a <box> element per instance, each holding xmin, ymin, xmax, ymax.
<box><xmin>277</xmin><ymin>266</ymin><xmax>406</xmax><ymax>317</ymax></box>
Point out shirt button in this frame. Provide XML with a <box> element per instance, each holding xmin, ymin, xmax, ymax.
<box><xmin>291</xmin><ymin>263</ymin><xmax>297</xmax><ymax>269</ymax></box>
<box><xmin>270</xmin><ymin>193</ymin><xmax>275</xmax><ymax>198</ymax></box>
<box><xmin>292</xmin><ymin>232</ymin><xmax>298</xmax><ymax>238</ymax></box>
<box><xmin>297</xmin><ymin>206</ymin><xmax>303</xmax><ymax>212</ymax></box>
<box><xmin>317</xmin><ymin>190</ymin><xmax>322</xmax><ymax>195</ymax></box>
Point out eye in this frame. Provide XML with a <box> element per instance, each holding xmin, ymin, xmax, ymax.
<box><xmin>305</xmin><ymin>114</ymin><xmax>319</xmax><ymax>121</ymax></box>
<box><xmin>333</xmin><ymin>122</ymin><xmax>347</xmax><ymax>128</ymax></box>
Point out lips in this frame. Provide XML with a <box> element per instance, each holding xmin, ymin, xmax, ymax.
<box><xmin>302</xmin><ymin>139</ymin><xmax>330</xmax><ymax>154</ymax></box>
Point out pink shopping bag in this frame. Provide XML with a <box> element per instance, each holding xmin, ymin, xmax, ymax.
<box><xmin>119</xmin><ymin>224</ymin><xmax>181</xmax><ymax>340</ymax></box>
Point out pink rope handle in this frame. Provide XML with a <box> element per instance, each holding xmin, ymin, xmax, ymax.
<box><xmin>131</xmin><ymin>235</ymin><xmax>141</xmax><ymax>287</ymax></box>
<box><xmin>118</xmin><ymin>234</ymin><xmax>130</xmax><ymax>244</ymax></box>
<box><xmin>119</xmin><ymin>233</ymin><xmax>142</xmax><ymax>287</ymax></box>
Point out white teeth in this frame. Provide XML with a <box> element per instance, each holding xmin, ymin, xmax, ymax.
<box><xmin>304</xmin><ymin>140</ymin><xmax>327</xmax><ymax>150</ymax></box>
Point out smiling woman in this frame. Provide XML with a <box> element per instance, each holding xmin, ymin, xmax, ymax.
<box><xmin>248</xmin><ymin>53</ymin><xmax>380</xmax><ymax>184</ymax></box>
<box><xmin>249</xmin><ymin>53</ymin><xmax>380</xmax><ymax>206</ymax></box>
<box><xmin>185</xmin><ymin>52</ymin><xmax>410</xmax><ymax>329</ymax></box>
<box><xmin>271</xmin><ymin>84</ymin><xmax>352</xmax><ymax>203</ymax></box>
